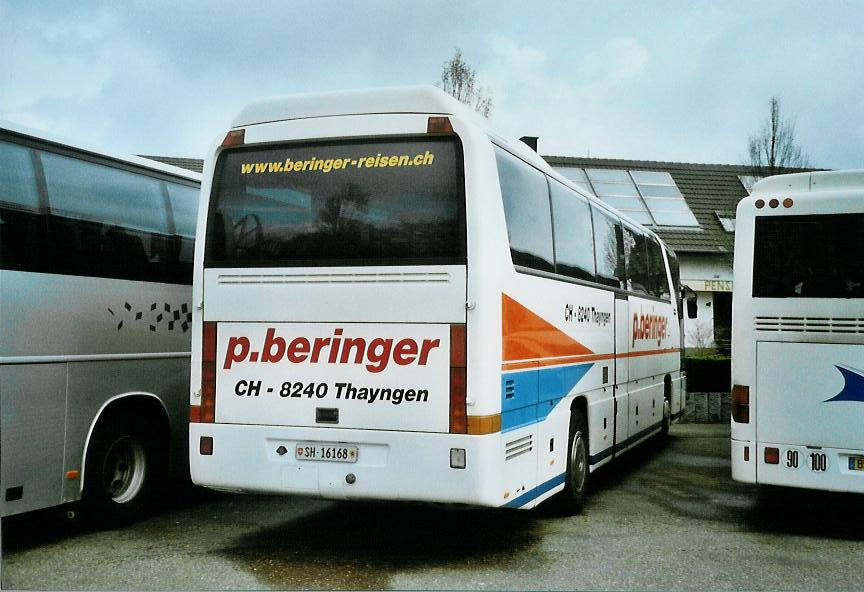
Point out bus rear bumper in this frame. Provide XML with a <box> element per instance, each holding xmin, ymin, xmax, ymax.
<box><xmin>190</xmin><ymin>423</ymin><xmax>506</xmax><ymax>507</ymax></box>
<box><xmin>738</xmin><ymin>440</ymin><xmax>864</xmax><ymax>494</ymax></box>
<box><xmin>731</xmin><ymin>438</ymin><xmax>756</xmax><ymax>483</ymax></box>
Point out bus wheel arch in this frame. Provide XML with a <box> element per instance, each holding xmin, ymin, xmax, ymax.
<box><xmin>81</xmin><ymin>393</ymin><xmax>170</xmax><ymax>526</ymax></box>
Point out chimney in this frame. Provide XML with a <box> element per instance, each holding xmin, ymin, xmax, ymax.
<box><xmin>519</xmin><ymin>136</ymin><xmax>538</xmax><ymax>152</ymax></box>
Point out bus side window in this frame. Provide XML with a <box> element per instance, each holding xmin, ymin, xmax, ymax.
<box><xmin>623</xmin><ymin>226</ymin><xmax>650</xmax><ymax>295</ymax></box>
<box><xmin>646</xmin><ymin>236</ymin><xmax>670</xmax><ymax>300</ymax></box>
<box><xmin>41</xmin><ymin>152</ymin><xmax>171</xmax><ymax>283</ymax></box>
<box><xmin>0</xmin><ymin>140</ymin><xmax>49</xmax><ymax>273</ymax></box>
<box><xmin>549</xmin><ymin>178</ymin><xmax>596</xmax><ymax>282</ymax></box>
<box><xmin>165</xmin><ymin>182</ymin><xmax>199</xmax><ymax>285</ymax></box>
<box><xmin>591</xmin><ymin>205</ymin><xmax>625</xmax><ymax>290</ymax></box>
<box><xmin>495</xmin><ymin>146</ymin><xmax>554</xmax><ymax>273</ymax></box>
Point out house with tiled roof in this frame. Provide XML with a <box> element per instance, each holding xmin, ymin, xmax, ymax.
<box><xmin>141</xmin><ymin>153</ymin><xmax>815</xmax><ymax>350</ymax></box>
<box><xmin>543</xmin><ymin>155</ymin><xmax>816</xmax><ymax>350</ymax></box>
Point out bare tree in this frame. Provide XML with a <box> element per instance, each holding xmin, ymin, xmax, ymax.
<box><xmin>747</xmin><ymin>97</ymin><xmax>810</xmax><ymax>177</ymax></box>
<box><xmin>437</xmin><ymin>48</ymin><xmax>493</xmax><ymax>118</ymax></box>
<box><xmin>686</xmin><ymin>320</ymin><xmax>715</xmax><ymax>351</ymax></box>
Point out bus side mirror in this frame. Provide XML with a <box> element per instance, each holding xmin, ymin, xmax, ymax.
<box><xmin>686</xmin><ymin>296</ymin><xmax>698</xmax><ymax>319</ymax></box>
<box><xmin>681</xmin><ymin>285</ymin><xmax>698</xmax><ymax>319</ymax></box>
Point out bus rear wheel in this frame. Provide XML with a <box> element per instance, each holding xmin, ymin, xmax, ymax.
<box><xmin>558</xmin><ymin>410</ymin><xmax>590</xmax><ymax>515</ymax></box>
<box><xmin>661</xmin><ymin>398</ymin><xmax>672</xmax><ymax>436</ymax></box>
<box><xmin>83</xmin><ymin>417</ymin><xmax>160</xmax><ymax>526</ymax></box>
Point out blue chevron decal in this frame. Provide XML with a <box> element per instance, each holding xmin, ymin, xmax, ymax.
<box><xmin>501</xmin><ymin>362</ymin><xmax>594</xmax><ymax>432</ymax></box>
<box><xmin>824</xmin><ymin>365</ymin><xmax>864</xmax><ymax>403</ymax></box>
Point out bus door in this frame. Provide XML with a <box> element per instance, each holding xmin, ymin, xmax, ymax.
<box><xmin>613</xmin><ymin>293</ymin><xmax>630</xmax><ymax>450</ymax></box>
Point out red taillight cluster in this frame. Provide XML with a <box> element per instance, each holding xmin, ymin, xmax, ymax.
<box><xmin>449</xmin><ymin>324</ymin><xmax>467</xmax><ymax>434</ymax></box>
<box><xmin>198</xmin><ymin>321</ymin><xmax>217</xmax><ymax>423</ymax></box>
<box><xmin>731</xmin><ymin>384</ymin><xmax>750</xmax><ymax>424</ymax></box>
<box><xmin>764</xmin><ymin>447</ymin><xmax>780</xmax><ymax>464</ymax></box>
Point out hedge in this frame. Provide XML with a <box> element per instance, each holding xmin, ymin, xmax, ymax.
<box><xmin>684</xmin><ymin>356</ymin><xmax>731</xmax><ymax>392</ymax></box>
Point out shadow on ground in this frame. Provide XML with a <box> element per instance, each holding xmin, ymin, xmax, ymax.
<box><xmin>745</xmin><ymin>486</ymin><xmax>864</xmax><ymax>540</ymax></box>
<box><xmin>219</xmin><ymin>500</ymin><xmax>545</xmax><ymax>590</ymax></box>
<box><xmin>590</xmin><ymin>426</ymin><xmax>864</xmax><ymax>542</ymax></box>
<box><xmin>1</xmin><ymin>482</ymin><xmax>218</xmax><ymax>553</ymax></box>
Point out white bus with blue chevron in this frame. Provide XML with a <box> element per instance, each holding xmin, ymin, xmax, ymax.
<box><xmin>189</xmin><ymin>86</ymin><xmax>685</xmax><ymax>512</ymax></box>
<box><xmin>731</xmin><ymin>170</ymin><xmax>864</xmax><ymax>493</ymax></box>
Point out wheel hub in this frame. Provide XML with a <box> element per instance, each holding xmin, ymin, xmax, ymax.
<box><xmin>102</xmin><ymin>436</ymin><xmax>146</xmax><ymax>504</ymax></box>
<box><xmin>569</xmin><ymin>432</ymin><xmax>587</xmax><ymax>491</ymax></box>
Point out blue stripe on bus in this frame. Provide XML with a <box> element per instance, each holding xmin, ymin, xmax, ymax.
<box><xmin>503</xmin><ymin>472</ymin><xmax>566</xmax><ymax>508</ymax></box>
<box><xmin>502</xmin><ymin>421</ymin><xmax>664</xmax><ymax>509</ymax></box>
<box><xmin>501</xmin><ymin>362</ymin><xmax>593</xmax><ymax>432</ymax></box>
<box><xmin>589</xmin><ymin>420</ymin><xmax>663</xmax><ymax>464</ymax></box>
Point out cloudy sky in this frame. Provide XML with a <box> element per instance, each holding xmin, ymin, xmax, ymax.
<box><xmin>2</xmin><ymin>1</ymin><xmax>862</xmax><ymax>168</ymax></box>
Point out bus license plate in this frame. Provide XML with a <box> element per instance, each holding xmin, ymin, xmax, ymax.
<box><xmin>849</xmin><ymin>456</ymin><xmax>864</xmax><ymax>471</ymax></box>
<box><xmin>295</xmin><ymin>443</ymin><xmax>358</xmax><ymax>463</ymax></box>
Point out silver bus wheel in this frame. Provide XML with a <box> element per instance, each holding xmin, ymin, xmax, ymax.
<box><xmin>553</xmin><ymin>409</ymin><xmax>589</xmax><ymax>515</ymax></box>
<box><xmin>662</xmin><ymin>398</ymin><xmax>672</xmax><ymax>435</ymax></box>
<box><xmin>102</xmin><ymin>436</ymin><xmax>147</xmax><ymax>504</ymax></box>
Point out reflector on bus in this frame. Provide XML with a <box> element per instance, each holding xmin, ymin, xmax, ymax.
<box><xmin>427</xmin><ymin>117</ymin><xmax>454</xmax><ymax>134</ymax></box>
<box><xmin>222</xmin><ymin>129</ymin><xmax>245</xmax><ymax>147</ymax></box>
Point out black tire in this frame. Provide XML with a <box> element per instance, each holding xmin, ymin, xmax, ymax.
<box><xmin>661</xmin><ymin>397</ymin><xmax>672</xmax><ymax>436</ymax></box>
<box><xmin>558</xmin><ymin>410</ymin><xmax>590</xmax><ymax>515</ymax></box>
<box><xmin>83</xmin><ymin>415</ymin><xmax>163</xmax><ymax>526</ymax></box>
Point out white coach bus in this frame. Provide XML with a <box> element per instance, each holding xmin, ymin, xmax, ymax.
<box><xmin>731</xmin><ymin>170</ymin><xmax>864</xmax><ymax>493</ymax></box>
<box><xmin>189</xmin><ymin>86</ymin><xmax>685</xmax><ymax>512</ymax></box>
<box><xmin>0</xmin><ymin>122</ymin><xmax>200</xmax><ymax>522</ymax></box>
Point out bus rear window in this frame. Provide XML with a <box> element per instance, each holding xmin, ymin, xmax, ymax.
<box><xmin>205</xmin><ymin>137</ymin><xmax>465</xmax><ymax>267</ymax></box>
<box><xmin>753</xmin><ymin>213</ymin><xmax>864</xmax><ymax>298</ymax></box>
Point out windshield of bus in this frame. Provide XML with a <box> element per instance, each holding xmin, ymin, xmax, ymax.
<box><xmin>753</xmin><ymin>213</ymin><xmax>864</xmax><ymax>298</ymax></box>
<box><xmin>204</xmin><ymin>137</ymin><xmax>465</xmax><ymax>267</ymax></box>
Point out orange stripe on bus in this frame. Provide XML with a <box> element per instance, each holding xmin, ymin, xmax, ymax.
<box><xmin>501</xmin><ymin>348</ymin><xmax>681</xmax><ymax>372</ymax></box>
<box><xmin>467</xmin><ymin>414</ymin><xmax>502</xmax><ymax>435</ymax></box>
<box><xmin>502</xmin><ymin>294</ymin><xmax>593</xmax><ymax>362</ymax></box>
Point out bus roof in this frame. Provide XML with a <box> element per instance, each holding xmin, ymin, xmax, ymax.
<box><xmin>229</xmin><ymin>86</ymin><xmax>669</xmax><ymax>252</ymax></box>
<box><xmin>231</xmin><ymin>86</ymin><xmax>552</xmax><ymax>193</ymax></box>
<box><xmin>0</xmin><ymin>119</ymin><xmax>201</xmax><ymax>182</ymax></box>
<box><xmin>231</xmin><ymin>85</ymin><xmax>483</xmax><ymax>129</ymax></box>
<box><xmin>750</xmin><ymin>169</ymin><xmax>864</xmax><ymax>195</ymax></box>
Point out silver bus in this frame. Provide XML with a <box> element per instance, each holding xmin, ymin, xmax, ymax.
<box><xmin>0</xmin><ymin>122</ymin><xmax>200</xmax><ymax>523</ymax></box>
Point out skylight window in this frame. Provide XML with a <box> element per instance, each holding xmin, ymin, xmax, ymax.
<box><xmin>552</xmin><ymin>166</ymin><xmax>699</xmax><ymax>227</ymax></box>
<box><xmin>716</xmin><ymin>211</ymin><xmax>736</xmax><ymax>232</ymax></box>
<box><xmin>584</xmin><ymin>169</ymin><xmax>650</xmax><ymax>225</ymax></box>
<box><xmin>553</xmin><ymin>167</ymin><xmax>594</xmax><ymax>196</ymax></box>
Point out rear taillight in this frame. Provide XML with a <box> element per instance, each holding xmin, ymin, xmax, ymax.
<box><xmin>200</xmin><ymin>321</ymin><xmax>217</xmax><ymax>423</ymax></box>
<box><xmin>764</xmin><ymin>447</ymin><xmax>780</xmax><ymax>464</ymax></box>
<box><xmin>731</xmin><ymin>384</ymin><xmax>750</xmax><ymax>424</ymax></box>
<box><xmin>449</xmin><ymin>324</ymin><xmax>467</xmax><ymax>434</ymax></box>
